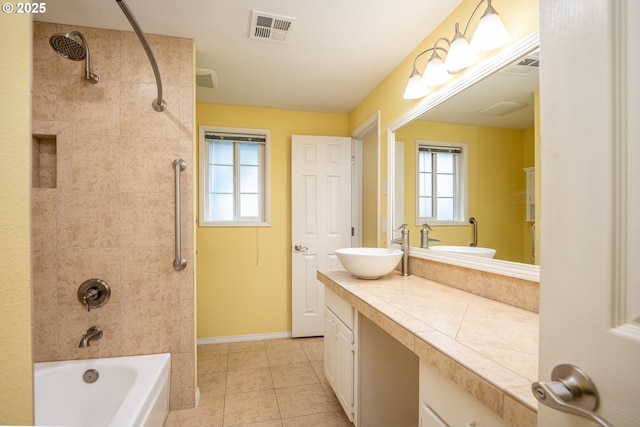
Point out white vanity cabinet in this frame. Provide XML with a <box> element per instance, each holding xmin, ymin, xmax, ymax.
<box><xmin>419</xmin><ymin>359</ymin><xmax>509</xmax><ymax>427</ymax></box>
<box><xmin>324</xmin><ymin>288</ymin><xmax>356</xmax><ymax>423</ymax></box>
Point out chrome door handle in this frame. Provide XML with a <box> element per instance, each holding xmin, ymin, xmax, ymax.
<box><xmin>294</xmin><ymin>245</ymin><xmax>308</xmax><ymax>252</ymax></box>
<box><xmin>532</xmin><ymin>364</ymin><xmax>612</xmax><ymax>427</ymax></box>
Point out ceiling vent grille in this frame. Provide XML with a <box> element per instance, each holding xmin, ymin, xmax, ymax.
<box><xmin>500</xmin><ymin>53</ymin><xmax>540</xmax><ymax>76</ymax></box>
<box><xmin>250</xmin><ymin>10</ymin><xmax>296</xmax><ymax>43</ymax></box>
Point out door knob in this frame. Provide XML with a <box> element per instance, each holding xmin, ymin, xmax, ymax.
<box><xmin>532</xmin><ymin>364</ymin><xmax>612</xmax><ymax>427</ymax></box>
<box><xmin>294</xmin><ymin>245</ymin><xmax>308</xmax><ymax>252</ymax></box>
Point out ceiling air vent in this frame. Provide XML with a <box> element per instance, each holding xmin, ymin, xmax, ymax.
<box><xmin>250</xmin><ymin>10</ymin><xmax>296</xmax><ymax>43</ymax></box>
<box><xmin>500</xmin><ymin>52</ymin><xmax>540</xmax><ymax>76</ymax></box>
<box><xmin>196</xmin><ymin>68</ymin><xmax>218</xmax><ymax>89</ymax></box>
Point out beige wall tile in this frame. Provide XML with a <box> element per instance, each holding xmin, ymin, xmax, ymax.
<box><xmin>120</xmin><ymin>246</ymin><xmax>180</xmax><ymax>303</ymax></box>
<box><xmin>32</xmin><ymin>21</ymin><xmax>195</xmax><ymax>410</ymax></box>
<box><xmin>118</xmin><ymin>191</ymin><xmax>174</xmax><ymax>247</ymax></box>
<box><xmin>71</xmin><ymin>135</ymin><xmax>120</xmax><ymax>192</ymax></box>
<box><xmin>31</xmin><ymin>197</ymin><xmax>58</xmax><ymax>249</ymax></box>
<box><xmin>56</xmin><ymin>78</ymin><xmax>121</xmax><ymax>136</ymax></box>
<box><xmin>32</xmin><ymin>305</ymin><xmax>60</xmax><ymax>362</ymax></box>
<box><xmin>32</xmin><ymin>250</ymin><xmax>58</xmax><ymax>307</ymax></box>
<box><xmin>56</xmin><ymin>248</ymin><xmax>122</xmax><ymax>306</ymax></box>
<box><xmin>57</xmin><ymin>191</ymin><xmax>121</xmax><ymax>248</ymax></box>
<box><xmin>120</xmin><ymin>32</ymin><xmax>181</xmax><ymax>86</ymax></box>
<box><xmin>119</xmin><ymin>82</ymin><xmax>180</xmax><ymax>138</ymax></box>
<box><xmin>119</xmin><ymin>136</ymin><xmax>179</xmax><ymax>192</ymax></box>
<box><xmin>121</xmin><ymin>300</ymin><xmax>181</xmax><ymax>354</ymax></box>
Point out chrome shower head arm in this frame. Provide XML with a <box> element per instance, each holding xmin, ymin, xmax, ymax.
<box><xmin>70</xmin><ymin>31</ymin><xmax>99</xmax><ymax>84</ymax></box>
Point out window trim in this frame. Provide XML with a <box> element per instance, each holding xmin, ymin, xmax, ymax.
<box><xmin>415</xmin><ymin>140</ymin><xmax>468</xmax><ymax>226</ymax></box>
<box><xmin>199</xmin><ymin>125</ymin><xmax>271</xmax><ymax>227</ymax></box>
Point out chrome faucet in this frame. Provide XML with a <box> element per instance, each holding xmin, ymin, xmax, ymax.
<box><xmin>78</xmin><ymin>326</ymin><xmax>103</xmax><ymax>348</ymax></box>
<box><xmin>420</xmin><ymin>223</ymin><xmax>441</xmax><ymax>248</ymax></box>
<box><xmin>390</xmin><ymin>224</ymin><xmax>410</xmax><ymax>276</ymax></box>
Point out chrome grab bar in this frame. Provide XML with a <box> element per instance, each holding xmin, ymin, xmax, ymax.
<box><xmin>469</xmin><ymin>217</ymin><xmax>478</xmax><ymax>247</ymax></box>
<box><xmin>173</xmin><ymin>159</ymin><xmax>187</xmax><ymax>270</ymax></box>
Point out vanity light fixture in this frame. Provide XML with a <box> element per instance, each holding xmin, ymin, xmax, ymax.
<box><xmin>403</xmin><ymin>45</ymin><xmax>449</xmax><ymax>99</ymax></box>
<box><xmin>403</xmin><ymin>0</ymin><xmax>509</xmax><ymax>99</ymax></box>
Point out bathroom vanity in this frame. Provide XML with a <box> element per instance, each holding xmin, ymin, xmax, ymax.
<box><xmin>319</xmin><ymin>263</ymin><xmax>538</xmax><ymax>427</ymax></box>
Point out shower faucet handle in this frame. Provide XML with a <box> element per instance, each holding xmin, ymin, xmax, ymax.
<box><xmin>82</xmin><ymin>288</ymin><xmax>99</xmax><ymax>312</ymax></box>
<box><xmin>77</xmin><ymin>279</ymin><xmax>111</xmax><ymax>312</ymax></box>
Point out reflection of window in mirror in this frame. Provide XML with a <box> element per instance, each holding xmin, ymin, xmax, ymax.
<box><xmin>415</xmin><ymin>140</ymin><xmax>467</xmax><ymax>225</ymax></box>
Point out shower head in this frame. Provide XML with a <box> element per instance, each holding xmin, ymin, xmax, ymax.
<box><xmin>49</xmin><ymin>31</ymin><xmax>99</xmax><ymax>84</ymax></box>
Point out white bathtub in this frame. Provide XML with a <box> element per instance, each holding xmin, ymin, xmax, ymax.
<box><xmin>34</xmin><ymin>353</ymin><xmax>170</xmax><ymax>427</ymax></box>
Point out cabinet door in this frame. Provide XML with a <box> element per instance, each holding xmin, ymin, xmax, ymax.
<box><xmin>335</xmin><ymin>318</ymin><xmax>354</xmax><ymax>419</ymax></box>
<box><xmin>324</xmin><ymin>307</ymin><xmax>355</xmax><ymax>422</ymax></box>
<box><xmin>324</xmin><ymin>308</ymin><xmax>338</xmax><ymax>385</ymax></box>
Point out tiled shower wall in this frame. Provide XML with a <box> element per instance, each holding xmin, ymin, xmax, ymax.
<box><xmin>31</xmin><ymin>22</ymin><xmax>196</xmax><ymax>409</ymax></box>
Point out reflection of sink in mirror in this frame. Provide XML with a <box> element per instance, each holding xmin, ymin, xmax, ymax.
<box><xmin>335</xmin><ymin>248</ymin><xmax>403</xmax><ymax>279</ymax></box>
<box><xmin>429</xmin><ymin>246</ymin><xmax>496</xmax><ymax>258</ymax></box>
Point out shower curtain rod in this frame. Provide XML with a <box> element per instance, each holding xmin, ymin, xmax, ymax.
<box><xmin>115</xmin><ymin>0</ymin><xmax>167</xmax><ymax>112</ymax></box>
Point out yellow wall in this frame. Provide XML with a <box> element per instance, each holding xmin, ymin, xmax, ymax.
<box><xmin>196</xmin><ymin>104</ymin><xmax>348</xmax><ymax>337</ymax></box>
<box><xmin>0</xmin><ymin>14</ymin><xmax>34</xmax><ymax>425</ymax></box>
<box><xmin>348</xmin><ymin>0</ymin><xmax>540</xmax><ymax>245</ymax></box>
<box><xmin>396</xmin><ymin>121</ymin><xmax>531</xmax><ymax>263</ymax></box>
<box><xmin>197</xmin><ymin>0</ymin><xmax>540</xmax><ymax>338</ymax></box>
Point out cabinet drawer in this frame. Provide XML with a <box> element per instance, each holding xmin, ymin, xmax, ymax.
<box><xmin>419</xmin><ymin>359</ymin><xmax>509</xmax><ymax>427</ymax></box>
<box><xmin>325</xmin><ymin>287</ymin><xmax>354</xmax><ymax>329</ymax></box>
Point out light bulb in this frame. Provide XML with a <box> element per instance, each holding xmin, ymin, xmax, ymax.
<box><xmin>470</xmin><ymin>5</ymin><xmax>509</xmax><ymax>52</ymax></box>
<box><xmin>445</xmin><ymin>23</ymin><xmax>477</xmax><ymax>73</ymax></box>
<box><xmin>403</xmin><ymin>71</ymin><xmax>429</xmax><ymax>99</ymax></box>
<box><xmin>423</xmin><ymin>52</ymin><xmax>450</xmax><ymax>87</ymax></box>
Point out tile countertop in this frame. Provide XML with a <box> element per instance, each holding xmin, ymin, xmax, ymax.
<box><xmin>318</xmin><ymin>269</ymin><xmax>539</xmax><ymax>425</ymax></box>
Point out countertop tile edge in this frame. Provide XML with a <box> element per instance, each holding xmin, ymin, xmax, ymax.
<box><xmin>318</xmin><ymin>270</ymin><xmax>538</xmax><ymax>425</ymax></box>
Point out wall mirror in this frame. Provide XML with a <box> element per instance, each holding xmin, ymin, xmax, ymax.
<box><xmin>388</xmin><ymin>32</ymin><xmax>540</xmax><ymax>281</ymax></box>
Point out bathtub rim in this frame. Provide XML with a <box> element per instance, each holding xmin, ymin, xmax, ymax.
<box><xmin>34</xmin><ymin>352</ymin><xmax>171</xmax><ymax>427</ymax></box>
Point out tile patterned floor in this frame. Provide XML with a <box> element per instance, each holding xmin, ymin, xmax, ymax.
<box><xmin>165</xmin><ymin>337</ymin><xmax>354</xmax><ymax>427</ymax></box>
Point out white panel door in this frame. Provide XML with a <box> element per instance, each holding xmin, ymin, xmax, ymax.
<box><xmin>292</xmin><ymin>135</ymin><xmax>351</xmax><ymax>337</ymax></box>
<box><xmin>538</xmin><ymin>1</ymin><xmax>640</xmax><ymax>425</ymax></box>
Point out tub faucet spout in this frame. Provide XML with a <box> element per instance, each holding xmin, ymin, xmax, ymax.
<box><xmin>79</xmin><ymin>326</ymin><xmax>103</xmax><ymax>348</ymax></box>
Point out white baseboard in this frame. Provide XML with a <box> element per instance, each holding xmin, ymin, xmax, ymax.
<box><xmin>197</xmin><ymin>331</ymin><xmax>292</xmax><ymax>345</ymax></box>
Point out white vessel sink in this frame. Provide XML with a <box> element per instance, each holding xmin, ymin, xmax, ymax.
<box><xmin>335</xmin><ymin>247</ymin><xmax>403</xmax><ymax>279</ymax></box>
<box><xmin>429</xmin><ymin>246</ymin><xmax>496</xmax><ymax>258</ymax></box>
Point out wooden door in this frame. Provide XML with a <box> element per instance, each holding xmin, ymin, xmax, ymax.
<box><xmin>538</xmin><ymin>1</ymin><xmax>640</xmax><ymax>425</ymax></box>
<box><xmin>291</xmin><ymin>135</ymin><xmax>352</xmax><ymax>337</ymax></box>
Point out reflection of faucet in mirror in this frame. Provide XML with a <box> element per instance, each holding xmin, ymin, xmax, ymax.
<box><xmin>420</xmin><ymin>223</ymin><xmax>441</xmax><ymax>249</ymax></box>
<box><xmin>390</xmin><ymin>224</ymin><xmax>410</xmax><ymax>276</ymax></box>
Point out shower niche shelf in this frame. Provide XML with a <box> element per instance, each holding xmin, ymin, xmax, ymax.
<box><xmin>32</xmin><ymin>134</ymin><xmax>57</xmax><ymax>188</ymax></box>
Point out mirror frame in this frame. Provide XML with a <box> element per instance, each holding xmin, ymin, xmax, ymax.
<box><xmin>387</xmin><ymin>31</ymin><xmax>540</xmax><ymax>282</ymax></box>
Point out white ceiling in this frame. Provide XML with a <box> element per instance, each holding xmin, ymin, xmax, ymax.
<box><xmin>35</xmin><ymin>0</ymin><xmax>463</xmax><ymax>114</ymax></box>
<box><xmin>418</xmin><ymin>50</ymin><xmax>539</xmax><ymax>129</ymax></box>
